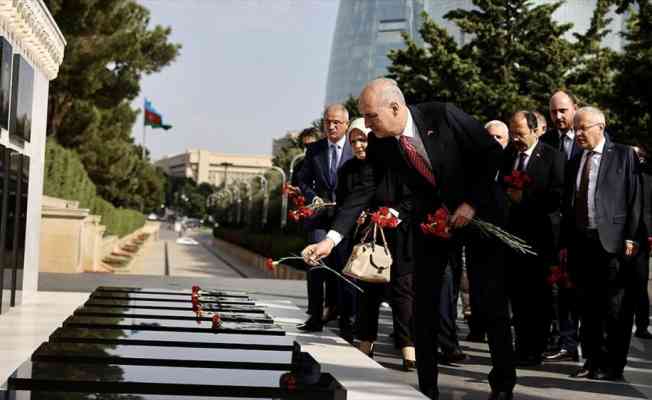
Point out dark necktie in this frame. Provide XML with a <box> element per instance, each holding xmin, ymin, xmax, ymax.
<box><xmin>516</xmin><ymin>152</ymin><xmax>528</xmax><ymax>172</ymax></box>
<box><xmin>329</xmin><ymin>144</ymin><xmax>338</xmax><ymax>186</ymax></box>
<box><xmin>575</xmin><ymin>151</ymin><xmax>594</xmax><ymax>229</ymax></box>
<box><xmin>399</xmin><ymin>135</ymin><xmax>436</xmax><ymax>188</ymax></box>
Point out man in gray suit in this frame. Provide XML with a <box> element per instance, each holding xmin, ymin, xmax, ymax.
<box><xmin>560</xmin><ymin>106</ymin><xmax>642</xmax><ymax>381</ymax></box>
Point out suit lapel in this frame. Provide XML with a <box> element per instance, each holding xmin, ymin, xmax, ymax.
<box><xmin>317</xmin><ymin>139</ymin><xmax>331</xmax><ymax>189</ymax></box>
<box><xmin>525</xmin><ymin>142</ymin><xmax>543</xmax><ymax>175</ymax></box>
<box><xmin>596</xmin><ymin>140</ymin><xmax>614</xmax><ymax>190</ymax></box>
<box><xmin>339</xmin><ymin>138</ymin><xmax>353</xmax><ymax>168</ymax></box>
<box><xmin>409</xmin><ymin>105</ymin><xmax>441</xmax><ymax>177</ymax></box>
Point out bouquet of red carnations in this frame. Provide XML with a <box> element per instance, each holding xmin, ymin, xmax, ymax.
<box><xmin>287</xmin><ymin>196</ymin><xmax>336</xmax><ymax>222</ymax></box>
<box><xmin>503</xmin><ymin>170</ymin><xmax>532</xmax><ymax>190</ymax></box>
<box><xmin>420</xmin><ymin>207</ymin><xmax>536</xmax><ymax>255</ymax></box>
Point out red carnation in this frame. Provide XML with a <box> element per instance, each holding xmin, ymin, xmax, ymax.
<box><xmin>212</xmin><ymin>313</ymin><xmax>222</xmax><ymax>329</ymax></box>
<box><xmin>192</xmin><ymin>285</ymin><xmax>200</xmax><ymax>294</ymax></box>
<box><xmin>369</xmin><ymin>207</ymin><xmax>399</xmax><ymax>229</ymax></box>
<box><xmin>265</xmin><ymin>258</ymin><xmax>276</xmax><ymax>271</ymax></box>
<box><xmin>504</xmin><ymin>171</ymin><xmax>532</xmax><ymax>190</ymax></box>
<box><xmin>420</xmin><ymin>208</ymin><xmax>451</xmax><ymax>239</ymax></box>
<box><xmin>280</xmin><ymin>373</ymin><xmax>297</xmax><ymax>391</ymax></box>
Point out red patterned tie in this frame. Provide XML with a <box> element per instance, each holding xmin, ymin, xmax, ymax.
<box><xmin>399</xmin><ymin>135</ymin><xmax>436</xmax><ymax>188</ymax></box>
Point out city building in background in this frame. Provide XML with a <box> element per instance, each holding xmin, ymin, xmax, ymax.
<box><xmin>0</xmin><ymin>1</ymin><xmax>66</xmax><ymax>313</ymax></box>
<box><xmin>325</xmin><ymin>0</ymin><xmax>626</xmax><ymax>104</ymax></box>
<box><xmin>155</xmin><ymin>150</ymin><xmax>272</xmax><ymax>187</ymax></box>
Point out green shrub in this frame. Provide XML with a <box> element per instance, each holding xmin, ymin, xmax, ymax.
<box><xmin>213</xmin><ymin>226</ymin><xmax>306</xmax><ymax>261</ymax></box>
<box><xmin>44</xmin><ymin>139</ymin><xmax>145</xmax><ymax>237</ymax></box>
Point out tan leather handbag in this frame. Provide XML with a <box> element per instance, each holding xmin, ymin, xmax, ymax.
<box><xmin>343</xmin><ymin>223</ymin><xmax>392</xmax><ymax>283</ymax></box>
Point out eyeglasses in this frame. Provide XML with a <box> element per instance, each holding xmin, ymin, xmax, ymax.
<box><xmin>324</xmin><ymin>119</ymin><xmax>346</xmax><ymax>127</ymax></box>
<box><xmin>575</xmin><ymin>122</ymin><xmax>602</xmax><ymax>134</ymax></box>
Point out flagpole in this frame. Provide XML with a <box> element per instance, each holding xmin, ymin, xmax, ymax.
<box><xmin>142</xmin><ymin>98</ymin><xmax>147</xmax><ymax>159</ymax></box>
<box><xmin>142</xmin><ymin>122</ymin><xmax>147</xmax><ymax>159</ymax></box>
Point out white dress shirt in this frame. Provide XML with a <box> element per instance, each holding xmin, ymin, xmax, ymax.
<box><xmin>326</xmin><ymin>111</ymin><xmax>418</xmax><ymax>246</ymax></box>
<box><xmin>575</xmin><ymin>138</ymin><xmax>605</xmax><ymax>229</ymax></box>
<box><xmin>559</xmin><ymin>129</ymin><xmax>575</xmax><ymax>160</ymax></box>
<box><xmin>513</xmin><ymin>140</ymin><xmax>538</xmax><ymax>171</ymax></box>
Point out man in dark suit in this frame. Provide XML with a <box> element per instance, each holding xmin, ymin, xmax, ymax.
<box><xmin>560</xmin><ymin>106</ymin><xmax>641</xmax><ymax>381</ymax></box>
<box><xmin>501</xmin><ymin>111</ymin><xmax>565</xmax><ymax>366</ymax></box>
<box><xmin>541</xmin><ymin>90</ymin><xmax>583</xmax><ymax>362</ymax></box>
<box><xmin>303</xmin><ymin>79</ymin><xmax>515</xmax><ymax>400</ymax></box>
<box><xmin>295</xmin><ymin>104</ymin><xmax>353</xmax><ymax>335</ymax></box>
<box><xmin>627</xmin><ymin>146</ymin><xmax>652</xmax><ymax>339</ymax></box>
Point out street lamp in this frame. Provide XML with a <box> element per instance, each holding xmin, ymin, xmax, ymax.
<box><xmin>251</xmin><ymin>175</ymin><xmax>269</xmax><ymax>226</ymax></box>
<box><xmin>289</xmin><ymin>151</ymin><xmax>306</xmax><ymax>186</ymax></box>
<box><xmin>239</xmin><ymin>181</ymin><xmax>252</xmax><ymax>226</ymax></box>
<box><xmin>229</xmin><ymin>185</ymin><xmax>241</xmax><ymax>225</ymax></box>
<box><xmin>218</xmin><ymin>162</ymin><xmax>234</xmax><ymax>187</ymax></box>
<box><xmin>267</xmin><ymin>166</ymin><xmax>287</xmax><ymax>229</ymax></box>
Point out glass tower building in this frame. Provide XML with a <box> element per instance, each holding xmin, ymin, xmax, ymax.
<box><xmin>325</xmin><ymin>0</ymin><xmax>626</xmax><ymax>104</ymax></box>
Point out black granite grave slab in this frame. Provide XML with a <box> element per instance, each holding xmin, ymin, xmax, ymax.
<box><xmin>2</xmin><ymin>391</ymin><xmax>269</xmax><ymax>400</ymax></box>
<box><xmin>49</xmin><ymin>327</ymin><xmax>295</xmax><ymax>351</ymax></box>
<box><xmin>63</xmin><ymin>315</ymin><xmax>285</xmax><ymax>335</ymax></box>
<box><xmin>90</xmin><ymin>292</ymin><xmax>255</xmax><ymax>305</ymax></box>
<box><xmin>74</xmin><ymin>306</ymin><xmax>274</xmax><ymax>324</ymax></box>
<box><xmin>85</xmin><ymin>298</ymin><xmax>265</xmax><ymax>313</ymax></box>
<box><xmin>31</xmin><ymin>342</ymin><xmax>294</xmax><ymax>370</ymax></box>
<box><xmin>96</xmin><ymin>286</ymin><xmax>250</xmax><ymax>298</ymax></box>
<box><xmin>6</xmin><ymin>361</ymin><xmax>346</xmax><ymax>399</ymax></box>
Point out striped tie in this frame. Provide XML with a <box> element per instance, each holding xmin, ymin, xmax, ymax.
<box><xmin>399</xmin><ymin>135</ymin><xmax>436</xmax><ymax>188</ymax></box>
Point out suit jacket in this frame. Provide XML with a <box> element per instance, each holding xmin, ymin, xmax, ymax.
<box><xmin>637</xmin><ymin>171</ymin><xmax>652</xmax><ymax>239</ymax></box>
<box><xmin>336</xmin><ymin>157</ymin><xmax>416</xmax><ymax>275</ymax></box>
<box><xmin>296</xmin><ymin>137</ymin><xmax>352</xmax><ymax>230</ymax></box>
<box><xmin>500</xmin><ymin>141</ymin><xmax>565</xmax><ymax>263</ymax></box>
<box><xmin>331</xmin><ymin>102</ymin><xmax>503</xmax><ymax>240</ymax></box>
<box><xmin>541</xmin><ymin>128</ymin><xmax>582</xmax><ymax>161</ymax></box>
<box><xmin>561</xmin><ymin>139</ymin><xmax>642</xmax><ymax>254</ymax></box>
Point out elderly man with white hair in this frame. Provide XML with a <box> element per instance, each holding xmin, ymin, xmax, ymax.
<box><xmin>303</xmin><ymin>78</ymin><xmax>515</xmax><ymax>400</ymax></box>
<box><xmin>560</xmin><ymin>106</ymin><xmax>642</xmax><ymax>381</ymax></box>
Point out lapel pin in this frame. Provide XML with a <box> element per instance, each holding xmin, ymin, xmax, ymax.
<box><xmin>427</xmin><ymin>130</ymin><xmax>435</xmax><ymax>136</ymax></box>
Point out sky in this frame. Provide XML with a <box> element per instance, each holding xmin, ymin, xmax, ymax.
<box><xmin>133</xmin><ymin>0</ymin><xmax>339</xmax><ymax>160</ymax></box>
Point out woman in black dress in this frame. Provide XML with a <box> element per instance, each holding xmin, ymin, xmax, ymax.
<box><xmin>337</xmin><ymin>118</ymin><xmax>417</xmax><ymax>370</ymax></box>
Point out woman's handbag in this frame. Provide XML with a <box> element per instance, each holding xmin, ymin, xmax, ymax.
<box><xmin>343</xmin><ymin>222</ymin><xmax>392</xmax><ymax>283</ymax></box>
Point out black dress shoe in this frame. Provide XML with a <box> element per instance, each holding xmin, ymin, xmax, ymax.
<box><xmin>297</xmin><ymin>319</ymin><xmax>322</xmax><ymax>332</ymax></box>
<box><xmin>488</xmin><ymin>391</ymin><xmax>513</xmax><ymax>400</ymax></box>
<box><xmin>544</xmin><ymin>348</ymin><xmax>579</xmax><ymax>362</ymax></box>
<box><xmin>438</xmin><ymin>349</ymin><xmax>468</xmax><ymax>364</ymax></box>
<box><xmin>635</xmin><ymin>328</ymin><xmax>652</xmax><ymax>339</ymax></box>
<box><xmin>592</xmin><ymin>368</ymin><xmax>624</xmax><ymax>381</ymax></box>
<box><xmin>516</xmin><ymin>354</ymin><xmax>542</xmax><ymax>367</ymax></box>
<box><xmin>571</xmin><ymin>362</ymin><xmax>594</xmax><ymax>378</ymax></box>
<box><xmin>402</xmin><ymin>358</ymin><xmax>417</xmax><ymax>371</ymax></box>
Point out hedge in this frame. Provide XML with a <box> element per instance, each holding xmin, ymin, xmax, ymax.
<box><xmin>44</xmin><ymin>139</ymin><xmax>145</xmax><ymax>237</ymax></box>
<box><xmin>213</xmin><ymin>226</ymin><xmax>306</xmax><ymax>261</ymax></box>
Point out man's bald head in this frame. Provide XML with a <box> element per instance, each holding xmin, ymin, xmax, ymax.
<box><xmin>549</xmin><ymin>90</ymin><xmax>577</xmax><ymax>133</ymax></box>
<box><xmin>358</xmin><ymin>78</ymin><xmax>408</xmax><ymax>138</ymax></box>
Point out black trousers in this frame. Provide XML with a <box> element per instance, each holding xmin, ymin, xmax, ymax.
<box><xmin>306</xmin><ymin>229</ymin><xmax>353</xmax><ymax>323</ymax></box>
<box><xmin>356</xmin><ymin>273</ymin><xmax>415</xmax><ymax>348</ymax></box>
<box><xmin>569</xmin><ymin>230</ymin><xmax>629</xmax><ymax>372</ymax></box>
<box><xmin>415</xmin><ymin>235</ymin><xmax>515</xmax><ymax>398</ymax></box>
<box><xmin>438</xmin><ymin>254</ymin><xmax>463</xmax><ymax>354</ymax></box>
<box><xmin>630</xmin><ymin>245</ymin><xmax>650</xmax><ymax>331</ymax></box>
<box><xmin>507</xmin><ymin>251</ymin><xmax>550</xmax><ymax>358</ymax></box>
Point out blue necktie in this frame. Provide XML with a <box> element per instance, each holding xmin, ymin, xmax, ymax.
<box><xmin>329</xmin><ymin>144</ymin><xmax>338</xmax><ymax>186</ymax></box>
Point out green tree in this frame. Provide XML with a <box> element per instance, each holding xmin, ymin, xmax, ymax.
<box><xmin>42</xmin><ymin>0</ymin><xmax>180</xmax><ymax>211</ymax></box>
<box><xmin>566</xmin><ymin>0</ymin><xmax>619</xmax><ymax>123</ymax></box>
<box><xmin>389</xmin><ymin>2</ymin><xmax>575</xmax><ymax>122</ymax></box>
<box><xmin>609</xmin><ymin>0</ymin><xmax>651</xmax><ymax>146</ymax></box>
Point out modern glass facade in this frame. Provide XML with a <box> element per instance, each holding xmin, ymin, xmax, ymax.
<box><xmin>325</xmin><ymin>0</ymin><xmax>626</xmax><ymax>105</ymax></box>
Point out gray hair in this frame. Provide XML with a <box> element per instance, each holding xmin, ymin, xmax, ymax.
<box><xmin>575</xmin><ymin>106</ymin><xmax>606</xmax><ymax>125</ymax></box>
<box><xmin>377</xmin><ymin>78</ymin><xmax>406</xmax><ymax>106</ymax></box>
<box><xmin>323</xmin><ymin>103</ymin><xmax>349</xmax><ymax>121</ymax></box>
<box><xmin>484</xmin><ymin>120</ymin><xmax>508</xmax><ymax>133</ymax></box>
